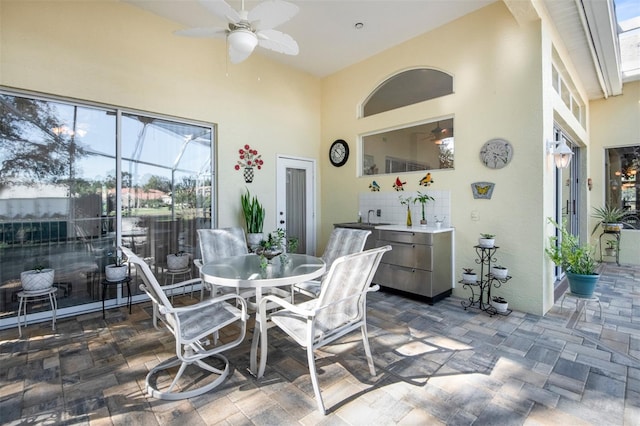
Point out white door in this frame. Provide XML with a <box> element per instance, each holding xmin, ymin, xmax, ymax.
<box><xmin>276</xmin><ymin>156</ymin><xmax>316</xmax><ymax>255</ymax></box>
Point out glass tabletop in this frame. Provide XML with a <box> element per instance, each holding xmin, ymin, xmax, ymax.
<box><xmin>201</xmin><ymin>253</ymin><xmax>326</xmax><ymax>288</ymax></box>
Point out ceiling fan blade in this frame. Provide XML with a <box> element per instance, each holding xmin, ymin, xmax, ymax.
<box><xmin>249</xmin><ymin>0</ymin><xmax>299</xmax><ymax>31</ymax></box>
<box><xmin>175</xmin><ymin>27</ymin><xmax>227</xmax><ymax>38</ymax></box>
<box><xmin>199</xmin><ymin>0</ymin><xmax>241</xmax><ymax>24</ymax></box>
<box><xmin>257</xmin><ymin>29</ymin><xmax>299</xmax><ymax>55</ymax></box>
<box><xmin>228</xmin><ymin>44</ymin><xmax>254</xmax><ymax>64</ymax></box>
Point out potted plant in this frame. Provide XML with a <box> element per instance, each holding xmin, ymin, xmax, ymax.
<box><xmin>490</xmin><ymin>265</ymin><xmax>508</xmax><ymax>279</ymax></box>
<box><xmin>478</xmin><ymin>233</ymin><xmax>495</xmax><ymax>248</ymax></box>
<box><xmin>105</xmin><ymin>251</ymin><xmax>128</xmax><ymax>282</ymax></box>
<box><xmin>415</xmin><ymin>191</ymin><xmax>435</xmax><ymax>225</ymax></box>
<box><xmin>241</xmin><ymin>188</ymin><xmax>266</xmax><ymax>251</ymax></box>
<box><xmin>399</xmin><ymin>195</ymin><xmax>414</xmax><ymax>227</ymax></box>
<box><xmin>546</xmin><ymin>218</ymin><xmax>599</xmax><ymax>298</ymax></box>
<box><xmin>167</xmin><ymin>250</ymin><xmax>190</xmax><ymax>271</ymax></box>
<box><xmin>461</xmin><ymin>268</ymin><xmax>477</xmax><ymax>283</ymax></box>
<box><xmin>256</xmin><ymin>231</ymin><xmax>284</xmax><ymax>265</ymax></box>
<box><xmin>21</xmin><ymin>263</ymin><xmax>55</xmax><ymax>291</ymax></box>
<box><xmin>604</xmin><ymin>240</ymin><xmax>618</xmax><ymax>257</ymax></box>
<box><xmin>490</xmin><ymin>296</ymin><xmax>508</xmax><ymax>313</ymax></box>
<box><xmin>591</xmin><ymin>205</ymin><xmax>634</xmax><ymax>235</ymax></box>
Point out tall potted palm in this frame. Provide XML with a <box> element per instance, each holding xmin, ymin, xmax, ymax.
<box><xmin>591</xmin><ymin>205</ymin><xmax>634</xmax><ymax>235</ymax></box>
<box><xmin>241</xmin><ymin>189</ymin><xmax>265</xmax><ymax>251</ymax></box>
<box><xmin>546</xmin><ymin>218</ymin><xmax>599</xmax><ymax>297</ymax></box>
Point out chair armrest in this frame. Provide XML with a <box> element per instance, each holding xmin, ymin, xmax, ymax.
<box><xmin>160</xmin><ymin>278</ymin><xmax>201</xmax><ymax>292</ymax></box>
<box><xmin>194</xmin><ymin>259</ymin><xmax>203</xmax><ymax>270</ymax></box>
<box><xmin>368</xmin><ymin>284</ymin><xmax>380</xmax><ymax>292</ymax></box>
<box><xmin>258</xmin><ymin>294</ymin><xmax>316</xmax><ymax>317</ymax></box>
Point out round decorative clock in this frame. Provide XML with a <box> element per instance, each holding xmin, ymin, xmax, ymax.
<box><xmin>479</xmin><ymin>138</ymin><xmax>513</xmax><ymax>169</ymax></box>
<box><xmin>329</xmin><ymin>139</ymin><xmax>349</xmax><ymax>167</ymax></box>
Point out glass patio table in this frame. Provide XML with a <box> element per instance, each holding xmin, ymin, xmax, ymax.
<box><xmin>200</xmin><ymin>253</ymin><xmax>326</xmax><ymax>377</ymax></box>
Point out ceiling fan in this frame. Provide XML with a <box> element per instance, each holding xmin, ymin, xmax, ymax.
<box><xmin>175</xmin><ymin>0</ymin><xmax>300</xmax><ymax>64</ymax></box>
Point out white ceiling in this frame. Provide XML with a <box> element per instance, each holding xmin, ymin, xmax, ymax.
<box><xmin>124</xmin><ymin>0</ymin><xmax>626</xmax><ymax>100</ymax></box>
<box><xmin>124</xmin><ymin>0</ymin><xmax>496</xmax><ymax>78</ymax></box>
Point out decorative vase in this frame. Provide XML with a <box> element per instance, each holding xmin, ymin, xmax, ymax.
<box><xmin>490</xmin><ymin>266</ymin><xmax>508</xmax><ymax>279</ymax></box>
<box><xmin>567</xmin><ymin>272</ymin><xmax>599</xmax><ymax>298</ymax></box>
<box><xmin>490</xmin><ymin>298</ymin><xmax>508</xmax><ymax>313</ymax></box>
<box><xmin>602</xmin><ymin>223</ymin><xmax>623</xmax><ymax>232</ymax></box>
<box><xmin>246</xmin><ymin>233</ymin><xmax>263</xmax><ymax>252</ymax></box>
<box><xmin>243</xmin><ymin>167</ymin><xmax>254</xmax><ymax>183</ymax></box>
<box><xmin>105</xmin><ymin>265</ymin><xmax>128</xmax><ymax>282</ymax></box>
<box><xmin>478</xmin><ymin>238</ymin><xmax>495</xmax><ymax>248</ymax></box>
<box><xmin>462</xmin><ymin>272</ymin><xmax>477</xmax><ymax>283</ymax></box>
<box><xmin>406</xmin><ymin>206</ymin><xmax>412</xmax><ymax>227</ymax></box>
<box><xmin>20</xmin><ymin>269</ymin><xmax>55</xmax><ymax>291</ymax></box>
<box><xmin>167</xmin><ymin>253</ymin><xmax>190</xmax><ymax>271</ymax></box>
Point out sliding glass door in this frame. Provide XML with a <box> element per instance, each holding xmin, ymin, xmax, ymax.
<box><xmin>0</xmin><ymin>90</ymin><xmax>215</xmax><ymax>329</ymax></box>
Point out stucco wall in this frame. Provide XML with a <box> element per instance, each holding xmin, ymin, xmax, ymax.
<box><xmin>0</xmin><ymin>0</ymin><xmax>322</xmax><ymax>230</ymax></box>
<box><xmin>590</xmin><ymin>81</ymin><xmax>640</xmax><ymax>265</ymax></box>
<box><xmin>320</xmin><ymin>2</ymin><xmax>549</xmax><ymax>314</ymax></box>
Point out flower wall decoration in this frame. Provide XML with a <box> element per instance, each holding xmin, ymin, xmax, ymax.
<box><xmin>235</xmin><ymin>144</ymin><xmax>263</xmax><ymax>183</ymax></box>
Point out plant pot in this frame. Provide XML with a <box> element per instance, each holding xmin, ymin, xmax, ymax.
<box><xmin>478</xmin><ymin>238</ymin><xmax>495</xmax><ymax>248</ymax></box>
<box><xmin>566</xmin><ymin>272</ymin><xmax>599</xmax><ymax>298</ymax></box>
<box><xmin>490</xmin><ymin>298</ymin><xmax>508</xmax><ymax>313</ymax></box>
<box><xmin>20</xmin><ymin>269</ymin><xmax>55</xmax><ymax>291</ymax></box>
<box><xmin>246</xmin><ymin>233</ymin><xmax>263</xmax><ymax>252</ymax></box>
<box><xmin>167</xmin><ymin>253</ymin><xmax>190</xmax><ymax>271</ymax></box>
<box><xmin>462</xmin><ymin>273</ymin><xmax>477</xmax><ymax>283</ymax></box>
<box><xmin>105</xmin><ymin>264</ymin><xmax>128</xmax><ymax>282</ymax></box>
<box><xmin>490</xmin><ymin>266</ymin><xmax>508</xmax><ymax>279</ymax></box>
<box><xmin>602</xmin><ymin>223</ymin><xmax>623</xmax><ymax>232</ymax></box>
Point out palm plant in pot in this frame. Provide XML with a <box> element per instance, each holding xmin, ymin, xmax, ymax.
<box><xmin>546</xmin><ymin>218</ymin><xmax>599</xmax><ymax>297</ymax></box>
<box><xmin>241</xmin><ymin>189</ymin><xmax>265</xmax><ymax>251</ymax></box>
<box><xmin>591</xmin><ymin>205</ymin><xmax>634</xmax><ymax>235</ymax></box>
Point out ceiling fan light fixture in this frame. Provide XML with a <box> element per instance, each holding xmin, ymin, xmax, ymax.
<box><xmin>228</xmin><ymin>29</ymin><xmax>258</xmax><ymax>54</ymax></box>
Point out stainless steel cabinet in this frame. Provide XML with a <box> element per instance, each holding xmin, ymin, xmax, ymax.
<box><xmin>374</xmin><ymin>229</ymin><xmax>453</xmax><ymax>303</ymax></box>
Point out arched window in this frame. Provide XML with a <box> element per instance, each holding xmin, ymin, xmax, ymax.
<box><xmin>362</xmin><ymin>68</ymin><xmax>453</xmax><ymax>117</ymax></box>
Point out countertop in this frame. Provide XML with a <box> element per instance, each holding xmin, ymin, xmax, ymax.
<box><xmin>375</xmin><ymin>224</ymin><xmax>454</xmax><ymax>234</ymax></box>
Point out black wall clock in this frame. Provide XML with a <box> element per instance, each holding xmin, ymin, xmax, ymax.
<box><xmin>329</xmin><ymin>139</ymin><xmax>349</xmax><ymax>167</ymax></box>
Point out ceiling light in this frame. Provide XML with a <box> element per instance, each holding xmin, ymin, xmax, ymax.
<box><xmin>228</xmin><ymin>29</ymin><xmax>258</xmax><ymax>54</ymax></box>
<box><xmin>354</xmin><ymin>22</ymin><xmax>364</xmax><ymax>29</ymax></box>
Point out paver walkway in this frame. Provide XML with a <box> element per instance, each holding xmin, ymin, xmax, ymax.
<box><xmin>1</xmin><ymin>263</ymin><xmax>638</xmax><ymax>425</ymax></box>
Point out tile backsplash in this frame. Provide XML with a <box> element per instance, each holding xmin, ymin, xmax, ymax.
<box><xmin>358</xmin><ymin>190</ymin><xmax>451</xmax><ymax>227</ymax></box>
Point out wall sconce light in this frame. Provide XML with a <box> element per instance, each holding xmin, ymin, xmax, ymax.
<box><xmin>547</xmin><ymin>136</ymin><xmax>573</xmax><ymax>168</ymax></box>
<box><xmin>587</xmin><ymin>178</ymin><xmax>592</xmax><ymax>191</ymax></box>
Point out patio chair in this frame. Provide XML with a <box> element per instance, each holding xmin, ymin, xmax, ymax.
<box><xmin>122</xmin><ymin>246</ymin><xmax>248</xmax><ymax>401</ymax></box>
<box><xmin>293</xmin><ymin>228</ymin><xmax>371</xmax><ymax>299</ymax></box>
<box><xmin>257</xmin><ymin>245</ymin><xmax>391</xmax><ymax>414</ymax></box>
<box><xmin>195</xmin><ymin>227</ymin><xmax>248</xmax><ymax>299</ymax></box>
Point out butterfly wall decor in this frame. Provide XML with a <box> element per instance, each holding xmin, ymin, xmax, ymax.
<box><xmin>471</xmin><ymin>181</ymin><xmax>495</xmax><ymax>199</ymax></box>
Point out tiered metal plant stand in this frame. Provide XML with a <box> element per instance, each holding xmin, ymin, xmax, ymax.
<box><xmin>461</xmin><ymin>245</ymin><xmax>512</xmax><ymax>316</ymax></box>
